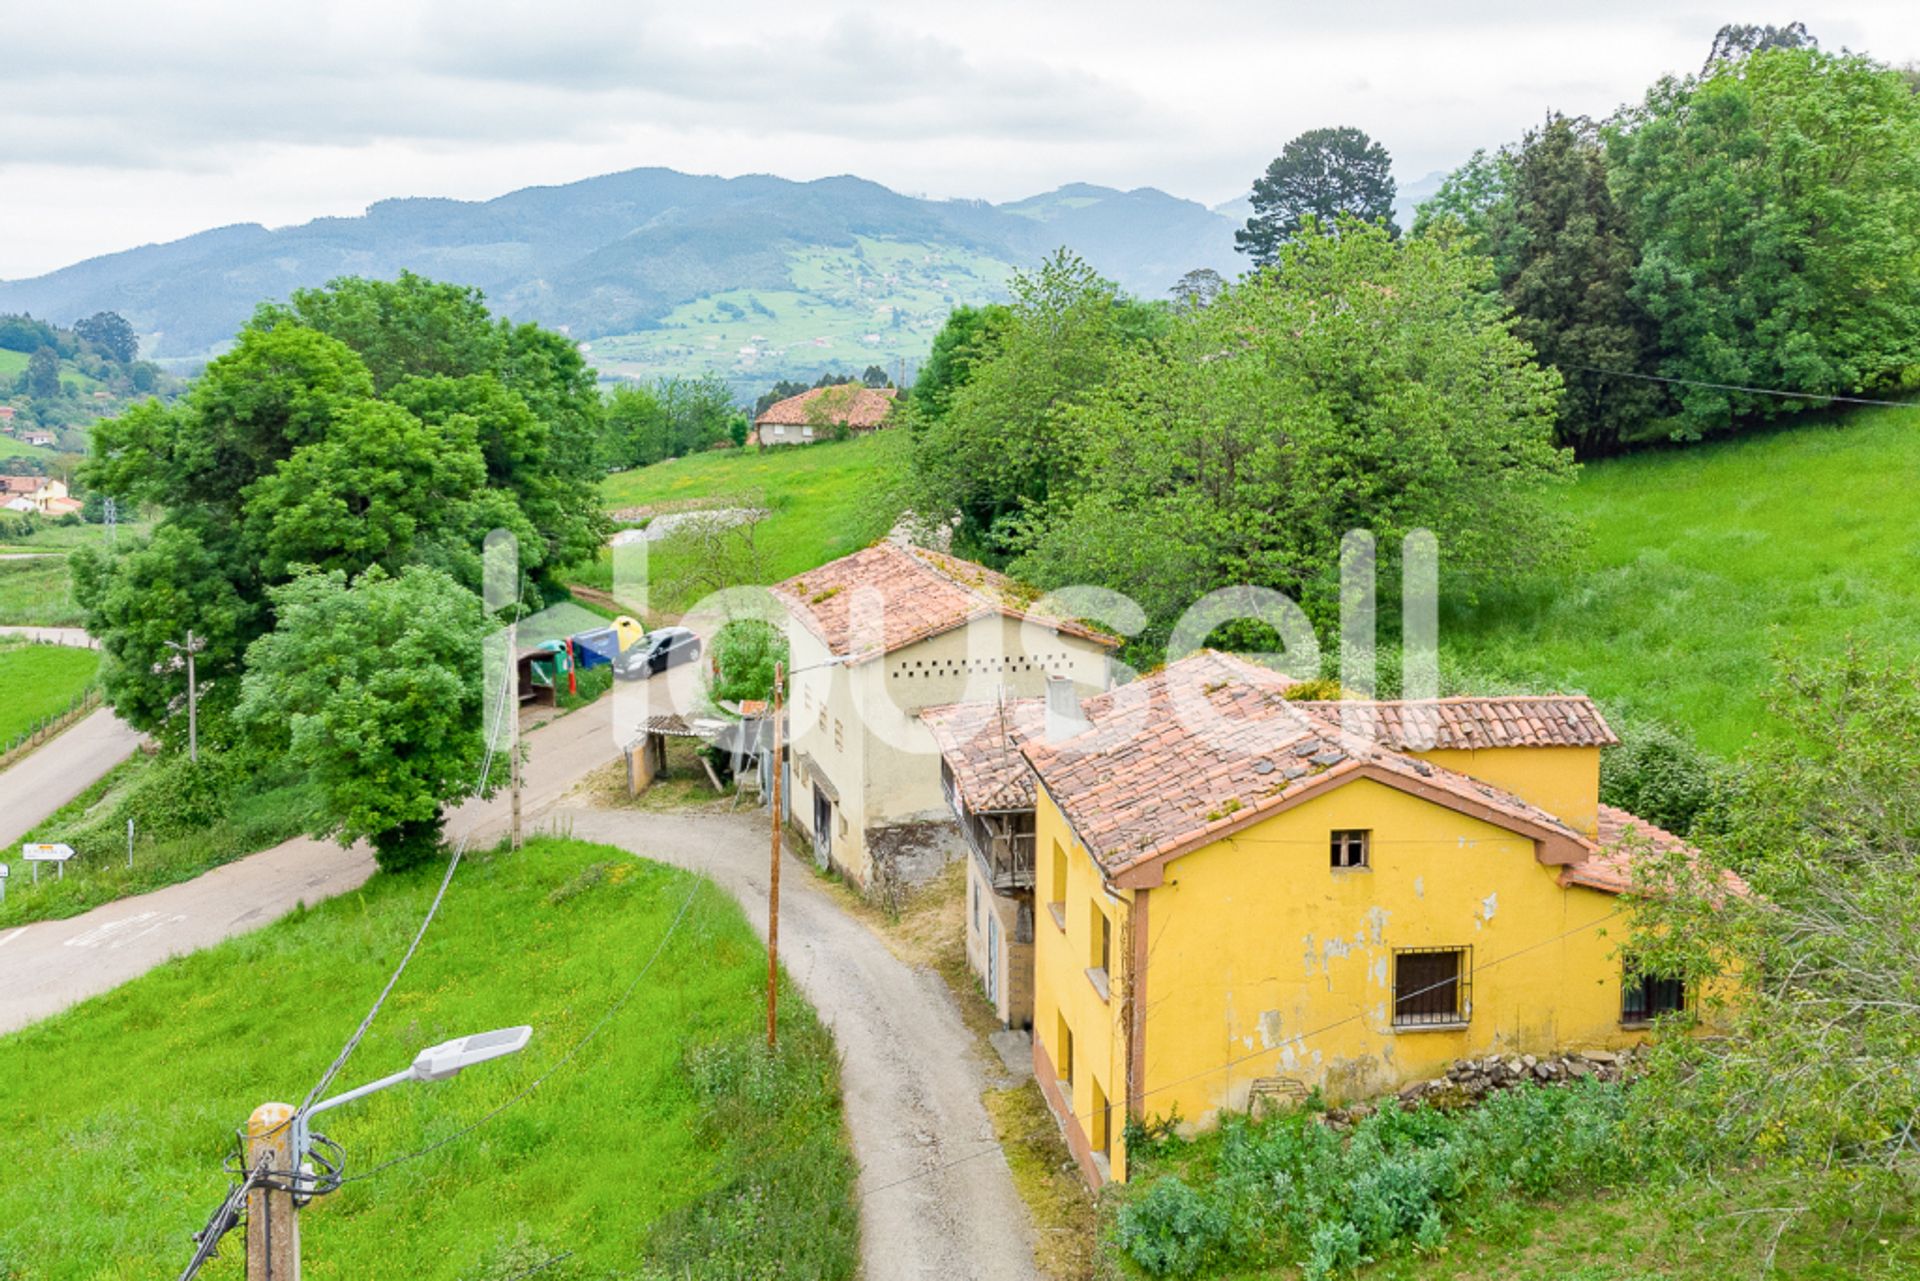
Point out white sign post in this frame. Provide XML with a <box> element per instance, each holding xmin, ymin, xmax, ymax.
<box><xmin>22</xmin><ymin>843</ymin><xmax>75</xmax><ymax>884</ymax></box>
<box><xmin>0</xmin><ymin>862</ymin><xmax>8</xmax><ymax>904</ymax></box>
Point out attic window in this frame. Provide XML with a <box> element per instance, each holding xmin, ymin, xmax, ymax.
<box><xmin>1331</xmin><ymin>829</ymin><xmax>1370</xmax><ymax>870</ymax></box>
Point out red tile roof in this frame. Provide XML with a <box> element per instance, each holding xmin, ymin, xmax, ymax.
<box><xmin>754</xmin><ymin>385</ymin><xmax>897</xmax><ymax>429</ymax></box>
<box><xmin>1291</xmin><ymin>696</ymin><xmax>1618</xmax><ymax>750</ymax></box>
<box><xmin>1557</xmin><ymin>804</ymin><xmax>1747</xmax><ymax>899</ymax></box>
<box><xmin>771</xmin><ymin>542</ymin><xmax>1118</xmax><ymax>662</ymax></box>
<box><xmin>920</xmin><ymin>696</ymin><xmax>1048</xmax><ymax>812</ymax></box>
<box><xmin>1023</xmin><ymin>652</ymin><xmax>1594</xmax><ymax>881</ymax></box>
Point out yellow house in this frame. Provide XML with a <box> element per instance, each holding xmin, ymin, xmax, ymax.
<box><xmin>1024</xmin><ymin>651</ymin><xmax>1705</xmax><ymax>1187</ymax></box>
<box><xmin>770</xmin><ymin>541</ymin><xmax>1118</xmax><ymax>889</ymax></box>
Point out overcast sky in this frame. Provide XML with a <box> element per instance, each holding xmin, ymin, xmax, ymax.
<box><xmin>5</xmin><ymin>2</ymin><xmax>1918</xmax><ymax>280</ymax></box>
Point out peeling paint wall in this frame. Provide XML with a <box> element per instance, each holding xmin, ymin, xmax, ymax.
<box><xmin>1035</xmin><ymin>774</ymin><xmax>1656</xmax><ymax>1184</ymax></box>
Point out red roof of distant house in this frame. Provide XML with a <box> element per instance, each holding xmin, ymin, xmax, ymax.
<box><xmin>42</xmin><ymin>496</ymin><xmax>83</xmax><ymax>516</ymax></box>
<box><xmin>1</xmin><ymin>475</ymin><xmax>48</xmax><ymax>494</ymax></box>
<box><xmin>921</xmin><ymin>697</ymin><xmax>1050</xmax><ymax>813</ymax></box>
<box><xmin>771</xmin><ymin>541</ymin><xmax>1118</xmax><ymax>662</ymax></box>
<box><xmin>754</xmin><ymin>385</ymin><xmax>897</xmax><ymax>429</ymax></box>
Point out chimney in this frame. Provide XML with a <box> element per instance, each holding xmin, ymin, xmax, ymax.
<box><xmin>1044</xmin><ymin>674</ymin><xmax>1091</xmax><ymax>743</ymax></box>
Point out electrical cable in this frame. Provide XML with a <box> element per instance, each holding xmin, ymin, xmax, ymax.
<box><xmin>338</xmin><ymin>876</ymin><xmax>703</xmax><ymax>1184</ymax></box>
<box><xmin>857</xmin><ymin>902</ymin><xmax>1627</xmax><ymax>1202</ymax></box>
<box><xmin>1569</xmin><ymin>363</ymin><xmax>1920</xmax><ymax>409</ymax></box>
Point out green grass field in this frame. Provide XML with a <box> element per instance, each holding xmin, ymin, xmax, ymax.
<box><xmin>1444</xmin><ymin>404</ymin><xmax>1920</xmax><ymax>755</ymax></box>
<box><xmin>0</xmin><ymin>557</ymin><xmax>82</xmax><ymax>626</ymax></box>
<box><xmin>586</xmin><ymin>430</ymin><xmax>909</xmax><ymax>616</ymax></box>
<box><xmin>0</xmin><ymin>640</ymin><xmax>98</xmax><ymax>745</ymax></box>
<box><xmin>0</xmin><ymin>837</ymin><xmax>858</xmax><ymax>1279</ymax></box>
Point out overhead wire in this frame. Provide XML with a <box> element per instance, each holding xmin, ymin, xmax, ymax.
<box><xmin>1569</xmin><ymin>363</ymin><xmax>1919</xmax><ymax>409</ymax></box>
<box><xmin>858</xmin><ymin>902</ymin><xmax>1628</xmax><ymax>1203</ymax></box>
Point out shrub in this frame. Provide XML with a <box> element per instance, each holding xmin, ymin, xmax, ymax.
<box><xmin>1600</xmin><ymin>712</ymin><xmax>1726</xmax><ymax>834</ymax></box>
<box><xmin>1116</xmin><ymin>1177</ymin><xmax>1230</xmax><ymax>1278</ymax></box>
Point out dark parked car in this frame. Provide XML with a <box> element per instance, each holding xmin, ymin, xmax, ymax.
<box><xmin>613</xmin><ymin>627</ymin><xmax>702</xmax><ymax>681</ymax></box>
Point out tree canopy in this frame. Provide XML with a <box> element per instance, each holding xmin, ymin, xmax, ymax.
<box><xmin>1236</xmin><ymin>127</ymin><xmax>1398</xmax><ymax>267</ymax></box>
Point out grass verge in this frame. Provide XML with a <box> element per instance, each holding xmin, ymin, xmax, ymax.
<box><xmin>0</xmin><ymin>640</ymin><xmax>98</xmax><ymax>744</ymax></box>
<box><xmin>0</xmin><ymin>557</ymin><xmax>81</xmax><ymax>626</ymax></box>
<box><xmin>0</xmin><ymin>837</ymin><xmax>859</xmax><ymax>1279</ymax></box>
<box><xmin>0</xmin><ymin>755</ymin><xmax>324</xmax><ymax>929</ymax></box>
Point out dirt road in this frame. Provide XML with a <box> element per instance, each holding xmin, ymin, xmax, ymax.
<box><xmin>0</xmin><ymin>697</ymin><xmax>628</xmax><ymax>1033</ymax></box>
<box><xmin>556</xmin><ymin>806</ymin><xmax>1041</xmax><ymax>1281</ymax></box>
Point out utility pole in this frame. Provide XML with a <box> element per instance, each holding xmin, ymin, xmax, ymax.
<box><xmin>163</xmin><ymin>629</ymin><xmax>201</xmax><ymax>763</ymax></box>
<box><xmin>766</xmin><ymin>662</ymin><xmax>784</xmax><ymax>1049</ymax></box>
<box><xmin>510</xmin><ymin>620</ymin><xmax>523</xmax><ymax>850</ymax></box>
<box><xmin>244</xmin><ymin>1102</ymin><xmax>299</xmax><ymax>1280</ymax></box>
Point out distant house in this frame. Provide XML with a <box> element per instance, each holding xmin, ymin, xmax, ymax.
<box><xmin>0</xmin><ymin>406</ymin><xmax>15</xmax><ymax>422</ymax></box>
<box><xmin>23</xmin><ymin>431</ymin><xmax>55</xmax><ymax>448</ymax></box>
<box><xmin>42</xmin><ymin>495</ymin><xmax>84</xmax><ymax>517</ymax></box>
<box><xmin>0</xmin><ymin>475</ymin><xmax>68</xmax><ymax>514</ymax></box>
<box><xmin>754</xmin><ymin>385</ymin><xmax>897</xmax><ymax>447</ymax></box>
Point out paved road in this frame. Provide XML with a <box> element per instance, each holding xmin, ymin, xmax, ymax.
<box><xmin>0</xmin><ymin>625</ymin><xmax>95</xmax><ymax>647</ymax></box>
<box><xmin>0</xmin><ymin>707</ymin><xmax>144</xmax><ymax>847</ymax></box>
<box><xmin>0</xmin><ymin>696</ymin><xmax>627</xmax><ymax>1033</ymax></box>
<box><xmin>558</xmin><ymin>806</ymin><xmax>1041</xmax><ymax>1281</ymax></box>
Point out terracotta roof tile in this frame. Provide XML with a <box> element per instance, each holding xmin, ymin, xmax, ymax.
<box><xmin>920</xmin><ymin>697</ymin><xmax>1047</xmax><ymax>812</ymax></box>
<box><xmin>1022</xmin><ymin>652</ymin><xmax>1592</xmax><ymax>876</ymax></box>
<box><xmin>753</xmin><ymin>385</ymin><xmax>897</xmax><ymax>428</ymax></box>
<box><xmin>1557</xmin><ymin>804</ymin><xmax>1747</xmax><ymax>899</ymax></box>
<box><xmin>771</xmin><ymin>542</ymin><xmax>1118</xmax><ymax>662</ymax></box>
<box><xmin>1292</xmin><ymin>696</ymin><xmax>1618</xmax><ymax>749</ymax></box>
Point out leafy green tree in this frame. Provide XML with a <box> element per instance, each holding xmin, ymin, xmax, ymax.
<box><xmin>657</xmin><ymin>372</ymin><xmax>737</xmax><ymax>456</ymax></box>
<box><xmin>1703</xmin><ymin>20</ymin><xmax>1815</xmax><ymax>71</ymax></box>
<box><xmin>1012</xmin><ymin>221</ymin><xmax>1572</xmax><ymax>647</ymax></box>
<box><xmin>267</xmin><ymin>271</ymin><xmax>500</xmax><ymax>393</ymax></box>
<box><xmin>861</xmin><ymin>364</ymin><xmax>891</xmax><ymax>388</ymax></box>
<box><xmin>1627</xmin><ymin>648</ymin><xmax>1920</xmax><ymax>1215</ymax></box>
<box><xmin>911</xmin><ymin>255</ymin><xmax>1163</xmax><ymax>559</ymax></box>
<box><xmin>1609</xmin><ymin>48</ymin><xmax>1920</xmax><ymax>437</ymax></box>
<box><xmin>1495</xmin><ymin>115</ymin><xmax>1663</xmax><ymax>455</ymax></box>
<box><xmin>236</xmin><ymin>565</ymin><xmax>492</xmax><ymax>870</ymax></box>
<box><xmin>708</xmin><ymin>619</ymin><xmax>789</xmax><ymax>706</ymax></box>
<box><xmin>70</xmin><ymin>523</ymin><xmax>257</xmax><ymax>748</ymax></box>
<box><xmin>0</xmin><ymin>314</ymin><xmax>60</xmax><ymax>355</ymax></box>
<box><xmin>73</xmin><ymin>311</ymin><xmax>139</xmax><ymax>364</ymax></box>
<box><xmin>909</xmin><ymin>304</ymin><xmax>1009</xmax><ymax>423</ymax></box>
<box><xmin>604</xmin><ymin>382</ymin><xmax>670</xmax><ymax>467</ymax></box>
<box><xmin>24</xmin><ymin>347</ymin><xmax>60</xmax><ymax>399</ymax></box>
<box><xmin>1410</xmin><ymin>147</ymin><xmax>1513</xmax><ymax>252</ymax></box>
<box><xmin>1236</xmin><ymin>127</ymin><xmax>1398</xmax><ymax>267</ymax></box>
<box><xmin>1168</xmin><ymin>268</ymin><xmax>1226</xmax><ymax>309</ymax></box>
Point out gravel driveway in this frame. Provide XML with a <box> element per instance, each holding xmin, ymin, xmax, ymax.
<box><xmin>555</xmin><ymin>806</ymin><xmax>1041</xmax><ymax>1281</ymax></box>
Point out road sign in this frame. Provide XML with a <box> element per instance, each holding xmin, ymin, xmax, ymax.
<box><xmin>22</xmin><ymin>843</ymin><xmax>73</xmax><ymax>883</ymax></box>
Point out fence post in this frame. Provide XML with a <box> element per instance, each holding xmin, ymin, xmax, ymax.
<box><xmin>245</xmin><ymin>1102</ymin><xmax>301</xmax><ymax>1280</ymax></box>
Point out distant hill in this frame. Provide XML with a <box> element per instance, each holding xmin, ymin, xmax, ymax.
<box><xmin>0</xmin><ymin>169</ymin><xmax>1246</xmax><ymax>395</ymax></box>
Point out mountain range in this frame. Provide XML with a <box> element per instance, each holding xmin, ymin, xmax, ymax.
<box><xmin>0</xmin><ymin>166</ymin><xmax>1442</xmax><ymax>395</ymax></box>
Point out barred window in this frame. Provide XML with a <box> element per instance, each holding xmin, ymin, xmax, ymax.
<box><xmin>1393</xmin><ymin>947</ymin><xmax>1470</xmax><ymax>1026</ymax></box>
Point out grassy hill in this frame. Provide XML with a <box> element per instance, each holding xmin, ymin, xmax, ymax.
<box><xmin>593</xmin><ymin>407</ymin><xmax>1920</xmax><ymax>756</ymax></box>
<box><xmin>0</xmin><ymin>837</ymin><xmax>857</xmax><ymax>1278</ymax></box>
<box><xmin>0</xmin><ymin>168</ymin><xmax>1243</xmax><ymax>377</ymax></box>
<box><xmin>1444</xmin><ymin>403</ymin><xmax>1920</xmax><ymax>756</ymax></box>
<box><xmin>585</xmin><ymin>431</ymin><xmax>909</xmax><ymax>616</ymax></box>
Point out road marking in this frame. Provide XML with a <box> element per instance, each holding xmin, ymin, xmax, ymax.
<box><xmin>64</xmin><ymin>912</ymin><xmax>160</xmax><ymax>949</ymax></box>
<box><xmin>0</xmin><ymin>928</ymin><xmax>25</xmax><ymax>951</ymax></box>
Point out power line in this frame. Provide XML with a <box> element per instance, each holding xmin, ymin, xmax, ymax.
<box><xmin>858</xmin><ymin>903</ymin><xmax>1628</xmax><ymax>1203</ymax></box>
<box><xmin>1570</xmin><ymin>363</ymin><xmax>1920</xmax><ymax>410</ymax></box>
<box><xmin>340</xmin><ymin>877</ymin><xmax>704</xmax><ymax>1184</ymax></box>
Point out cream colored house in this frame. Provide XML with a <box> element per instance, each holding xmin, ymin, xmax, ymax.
<box><xmin>770</xmin><ymin>541</ymin><xmax>1118</xmax><ymax>892</ymax></box>
<box><xmin>0</xmin><ymin>475</ymin><xmax>67</xmax><ymax>514</ymax></box>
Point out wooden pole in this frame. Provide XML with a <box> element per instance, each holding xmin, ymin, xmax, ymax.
<box><xmin>245</xmin><ymin>1102</ymin><xmax>299</xmax><ymax>1280</ymax></box>
<box><xmin>510</xmin><ymin>621</ymin><xmax>522</xmax><ymax>851</ymax></box>
<box><xmin>185</xmin><ymin>628</ymin><xmax>198</xmax><ymax>764</ymax></box>
<box><xmin>767</xmin><ymin>663</ymin><xmax>784</xmax><ymax>1049</ymax></box>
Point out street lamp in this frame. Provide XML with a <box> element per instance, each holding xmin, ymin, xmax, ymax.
<box><xmin>766</xmin><ymin>654</ymin><xmax>853</xmax><ymax>1048</ymax></box>
<box><xmin>292</xmin><ymin>1026</ymin><xmax>533</xmax><ymax>1168</ymax></box>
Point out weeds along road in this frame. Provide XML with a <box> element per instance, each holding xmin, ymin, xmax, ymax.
<box><xmin>0</xmin><ymin>695</ymin><xmax>629</xmax><ymax>1033</ymax></box>
<box><xmin>556</xmin><ymin>805</ymin><xmax>1042</xmax><ymax>1281</ymax></box>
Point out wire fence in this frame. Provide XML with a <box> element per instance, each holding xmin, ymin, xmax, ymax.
<box><xmin>0</xmin><ymin>682</ymin><xmax>101</xmax><ymax>761</ymax></box>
